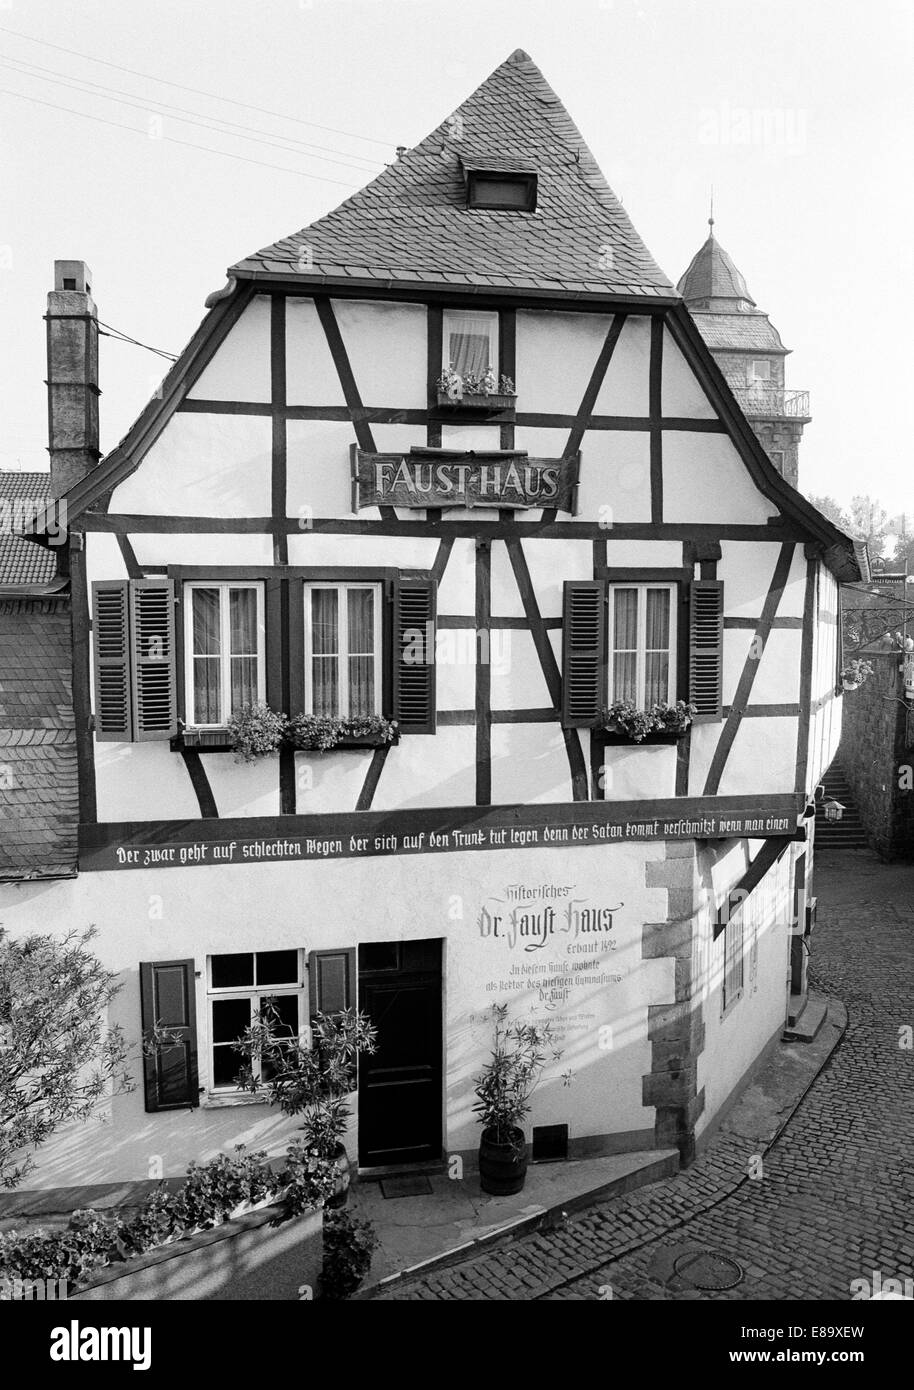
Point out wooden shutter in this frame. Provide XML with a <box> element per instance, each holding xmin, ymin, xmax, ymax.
<box><xmin>130</xmin><ymin>578</ymin><xmax>178</xmax><ymax>740</ymax></box>
<box><xmin>308</xmin><ymin>948</ymin><xmax>356</xmax><ymax>1019</ymax></box>
<box><xmin>392</xmin><ymin>577</ymin><xmax>436</xmax><ymax>734</ymax></box>
<box><xmin>92</xmin><ymin>580</ymin><xmax>133</xmax><ymax>740</ymax></box>
<box><xmin>139</xmin><ymin>959</ymin><xmax>199</xmax><ymax>1112</ymax></box>
<box><xmin>561</xmin><ymin>580</ymin><xmax>605</xmax><ymax>727</ymax></box>
<box><xmin>689</xmin><ymin>580</ymin><xmax>724</xmax><ymax>721</ymax></box>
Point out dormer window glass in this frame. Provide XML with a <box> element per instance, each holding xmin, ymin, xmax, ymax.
<box><xmin>750</xmin><ymin>359</ymin><xmax>772</xmax><ymax>382</ymax></box>
<box><xmin>467</xmin><ymin>172</ymin><xmax>537</xmax><ymax>211</ymax></box>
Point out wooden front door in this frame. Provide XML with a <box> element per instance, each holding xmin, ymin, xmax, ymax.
<box><xmin>358</xmin><ymin>939</ymin><xmax>442</xmax><ymax>1168</ymax></box>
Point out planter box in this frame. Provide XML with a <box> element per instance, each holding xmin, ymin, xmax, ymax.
<box><xmin>293</xmin><ymin>731</ymin><xmax>399</xmax><ymax>752</ymax></box>
<box><xmin>598</xmin><ymin>729</ymin><xmax>687</xmax><ymax>745</ymax></box>
<box><xmin>71</xmin><ymin>1204</ymin><xmax>322</xmax><ymax>1302</ymax></box>
<box><xmin>436</xmin><ymin>390</ymin><xmax>516</xmax><ymax>411</ymax></box>
<box><xmin>171</xmin><ymin>729</ymin><xmax>235</xmax><ymax>752</ymax></box>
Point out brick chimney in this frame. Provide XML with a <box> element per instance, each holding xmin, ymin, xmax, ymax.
<box><xmin>46</xmin><ymin>260</ymin><xmax>100</xmax><ymax>499</ymax></box>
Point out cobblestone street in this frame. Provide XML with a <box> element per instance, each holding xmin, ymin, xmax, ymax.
<box><xmin>378</xmin><ymin>850</ymin><xmax>914</xmax><ymax>1301</ymax></box>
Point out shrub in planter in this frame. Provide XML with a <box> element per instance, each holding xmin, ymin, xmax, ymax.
<box><xmin>0</xmin><ymin>1209</ymin><xmax>117</xmax><ymax>1286</ymax></box>
<box><xmin>287</xmin><ymin>713</ymin><xmax>398</xmax><ymax>752</ymax></box>
<box><xmin>840</xmin><ymin>658</ymin><xmax>874</xmax><ymax>690</ymax></box>
<box><xmin>321</xmin><ymin>1207</ymin><xmax>379</xmax><ymax>1300</ymax></box>
<box><xmin>278</xmin><ymin>1141</ymin><xmax>338</xmax><ymax>1216</ymax></box>
<box><xmin>599</xmin><ymin>699</ymin><xmax>696</xmax><ymax>742</ymax></box>
<box><xmin>227</xmin><ymin>702</ymin><xmax>287</xmax><ymax>763</ymax></box>
<box><xmin>472</xmin><ymin>1004</ymin><xmax>562</xmax><ymax>1196</ymax></box>
<box><xmin>235</xmin><ymin>1004</ymin><xmax>378</xmax><ymax>1208</ymax></box>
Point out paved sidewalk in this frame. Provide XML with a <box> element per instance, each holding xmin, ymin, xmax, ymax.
<box><xmin>377</xmin><ymin>847</ymin><xmax>914</xmax><ymax>1300</ymax></box>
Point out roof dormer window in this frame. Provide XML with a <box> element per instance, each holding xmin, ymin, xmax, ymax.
<box><xmin>459</xmin><ymin>158</ymin><xmax>538</xmax><ymax>212</ymax></box>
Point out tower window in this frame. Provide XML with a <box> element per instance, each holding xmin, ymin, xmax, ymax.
<box><xmin>750</xmin><ymin>359</ymin><xmax>772</xmax><ymax>382</ymax></box>
<box><xmin>466</xmin><ymin>171</ymin><xmax>537</xmax><ymax>212</ymax></box>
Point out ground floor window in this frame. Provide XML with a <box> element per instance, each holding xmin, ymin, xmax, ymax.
<box><xmin>722</xmin><ymin>911</ymin><xmax>745</xmax><ymax>1014</ymax></box>
<box><xmin>207</xmin><ymin>949</ymin><xmax>304</xmax><ymax>1089</ymax></box>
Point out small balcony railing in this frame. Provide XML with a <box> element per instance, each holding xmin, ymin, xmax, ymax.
<box><xmin>731</xmin><ymin>386</ymin><xmax>811</xmax><ymax>421</ymax></box>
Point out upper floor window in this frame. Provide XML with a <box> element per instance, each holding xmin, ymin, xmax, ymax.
<box><xmin>442</xmin><ymin>309</ymin><xmax>498</xmax><ymax>383</ymax></box>
<box><xmin>304</xmin><ymin>582</ymin><xmax>383</xmax><ymax>718</ymax></box>
<box><xmin>608</xmin><ymin>584</ymin><xmax>676</xmax><ymax>706</ymax></box>
<box><xmin>749</xmin><ymin>359</ymin><xmax>772</xmax><ymax>383</ymax></box>
<box><xmin>185</xmin><ymin>582</ymin><xmax>265</xmax><ymax>728</ymax></box>
<box><xmin>466</xmin><ymin>171</ymin><xmax>537</xmax><ymax>211</ymax></box>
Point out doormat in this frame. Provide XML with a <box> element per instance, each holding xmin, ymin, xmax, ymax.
<box><xmin>379</xmin><ymin>1175</ymin><xmax>434</xmax><ymax>1199</ymax></box>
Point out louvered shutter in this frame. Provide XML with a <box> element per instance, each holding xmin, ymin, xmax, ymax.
<box><xmin>392</xmin><ymin>577</ymin><xmax>436</xmax><ymax>734</ymax></box>
<box><xmin>561</xmin><ymin>581</ymin><xmax>605</xmax><ymax>727</ymax></box>
<box><xmin>92</xmin><ymin>580</ymin><xmax>133</xmax><ymax>740</ymax></box>
<box><xmin>130</xmin><ymin>578</ymin><xmax>178</xmax><ymax>740</ymax></box>
<box><xmin>308</xmin><ymin>948</ymin><xmax>356</xmax><ymax>1020</ymax></box>
<box><xmin>139</xmin><ymin>959</ymin><xmax>199</xmax><ymax>1112</ymax></box>
<box><xmin>689</xmin><ymin>580</ymin><xmax>724</xmax><ymax>721</ymax></box>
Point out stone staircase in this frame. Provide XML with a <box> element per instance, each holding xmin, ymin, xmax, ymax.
<box><xmin>815</xmin><ymin>758</ymin><xmax>869</xmax><ymax>850</ymax></box>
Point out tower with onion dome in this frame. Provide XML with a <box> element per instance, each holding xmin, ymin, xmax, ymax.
<box><xmin>678</xmin><ymin>215</ymin><xmax>810</xmax><ymax>488</ymax></box>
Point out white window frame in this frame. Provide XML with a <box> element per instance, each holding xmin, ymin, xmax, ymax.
<box><xmin>607</xmin><ymin>583</ymin><xmax>677</xmax><ymax>707</ymax></box>
<box><xmin>184</xmin><ymin>581</ymin><xmax>265</xmax><ymax>729</ymax></box>
<box><xmin>749</xmin><ymin>359</ymin><xmax>772</xmax><ymax>382</ymax></box>
<box><xmin>303</xmin><ymin>581</ymin><xmax>383</xmax><ymax>718</ymax></box>
<box><xmin>442</xmin><ymin>309</ymin><xmax>499</xmax><ymax>380</ymax></box>
<box><xmin>206</xmin><ymin>949</ymin><xmax>306</xmax><ymax>1094</ymax></box>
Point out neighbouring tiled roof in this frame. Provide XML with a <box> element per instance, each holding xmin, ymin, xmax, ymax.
<box><xmin>677</xmin><ymin>232</ymin><xmax>755</xmax><ymax>306</ymax></box>
<box><xmin>231</xmin><ymin>49</ymin><xmax>674</xmax><ymax>297</ymax></box>
<box><xmin>690</xmin><ymin>312</ymin><xmax>787</xmax><ymax>353</ymax></box>
<box><xmin>0</xmin><ymin>595</ymin><xmax>77</xmax><ymax>880</ymax></box>
<box><xmin>0</xmin><ymin>471</ymin><xmax>57</xmax><ymax>587</ymax></box>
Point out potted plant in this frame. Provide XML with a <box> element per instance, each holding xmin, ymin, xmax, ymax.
<box><xmin>840</xmin><ymin>658</ymin><xmax>874</xmax><ymax>691</ymax></box>
<box><xmin>235</xmin><ymin>1004</ymin><xmax>378</xmax><ymax>1209</ymax></box>
<box><xmin>436</xmin><ymin>364</ymin><xmax>516</xmax><ymax>410</ymax></box>
<box><xmin>287</xmin><ymin>713</ymin><xmax>399</xmax><ymax>752</ymax></box>
<box><xmin>226</xmin><ymin>701</ymin><xmax>287</xmax><ymax>762</ymax></box>
<box><xmin>599</xmin><ymin>699</ymin><xmax>696</xmax><ymax>743</ymax></box>
<box><xmin>472</xmin><ymin>1004</ymin><xmax>561</xmax><ymax>1196</ymax></box>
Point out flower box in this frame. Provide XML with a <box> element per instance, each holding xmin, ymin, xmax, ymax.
<box><xmin>294</xmin><ymin>729</ymin><xmax>399</xmax><ymax>752</ymax></box>
<box><xmin>170</xmin><ymin>728</ymin><xmax>235</xmax><ymax>752</ymax></box>
<box><xmin>599</xmin><ymin>729</ymin><xmax>684</xmax><ymax>745</ymax></box>
<box><xmin>436</xmin><ymin>390</ymin><xmax>516</xmax><ymax>411</ymax></box>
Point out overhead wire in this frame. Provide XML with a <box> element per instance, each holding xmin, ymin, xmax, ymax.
<box><xmin>0</xmin><ymin>24</ymin><xmax>395</xmax><ymax>148</ymax></box>
<box><xmin>97</xmin><ymin>320</ymin><xmax>179</xmax><ymax>363</ymax></box>
<box><xmin>0</xmin><ymin>54</ymin><xmax>385</xmax><ymax>174</ymax></box>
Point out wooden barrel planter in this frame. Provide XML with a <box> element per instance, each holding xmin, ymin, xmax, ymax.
<box><xmin>478</xmin><ymin>1127</ymin><xmax>528</xmax><ymax>1196</ymax></box>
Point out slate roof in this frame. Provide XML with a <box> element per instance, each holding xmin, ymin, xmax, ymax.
<box><xmin>231</xmin><ymin>49</ymin><xmax>673</xmax><ymax>297</ymax></box>
<box><xmin>0</xmin><ymin>594</ymin><xmax>77</xmax><ymax>881</ymax></box>
<box><xmin>677</xmin><ymin>232</ymin><xmax>755</xmax><ymax>306</ymax></box>
<box><xmin>0</xmin><ymin>471</ymin><xmax>57</xmax><ymax>587</ymax></box>
<box><xmin>690</xmin><ymin>312</ymin><xmax>787</xmax><ymax>353</ymax></box>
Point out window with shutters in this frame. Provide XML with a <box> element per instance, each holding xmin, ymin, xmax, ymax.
<box><xmin>184</xmin><ymin>583</ymin><xmax>265</xmax><ymax>728</ymax></box>
<box><xmin>303</xmin><ymin>583</ymin><xmax>382</xmax><ymax>718</ymax></box>
<box><xmin>688</xmin><ymin>580</ymin><xmax>724</xmax><ymax>720</ymax></box>
<box><xmin>722</xmin><ymin>905</ymin><xmax>745</xmax><ymax>1015</ymax></box>
<box><xmin>206</xmin><ymin>949</ymin><xmax>305</xmax><ymax>1092</ymax></box>
<box><xmin>607</xmin><ymin>584</ymin><xmax>676</xmax><ymax>706</ymax></box>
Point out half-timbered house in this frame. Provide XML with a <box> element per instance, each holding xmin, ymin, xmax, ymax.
<box><xmin>4</xmin><ymin>51</ymin><xmax>860</xmax><ymax>1189</ymax></box>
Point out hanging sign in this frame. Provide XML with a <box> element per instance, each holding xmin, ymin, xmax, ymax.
<box><xmin>351</xmin><ymin>445</ymin><xmax>580</xmax><ymax>512</ymax></box>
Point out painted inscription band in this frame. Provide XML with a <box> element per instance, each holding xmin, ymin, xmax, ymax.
<box><xmin>79</xmin><ymin>795</ymin><xmax>801</xmax><ymax>872</ymax></box>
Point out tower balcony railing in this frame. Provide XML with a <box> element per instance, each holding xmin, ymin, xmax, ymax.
<box><xmin>731</xmin><ymin>385</ymin><xmax>811</xmax><ymax>421</ymax></box>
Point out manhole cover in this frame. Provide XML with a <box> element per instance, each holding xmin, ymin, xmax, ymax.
<box><xmin>673</xmin><ymin>1250</ymin><xmax>744</xmax><ymax>1291</ymax></box>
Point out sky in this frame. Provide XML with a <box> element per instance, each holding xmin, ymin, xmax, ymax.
<box><xmin>1</xmin><ymin>0</ymin><xmax>912</xmax><ymax>518</ymax></box>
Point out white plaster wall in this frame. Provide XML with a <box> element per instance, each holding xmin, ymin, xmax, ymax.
<box><xmin>696</xmin><ymin>845</ymin><xmax>793</xmax><ymax>1136</ymax></box>
<box><xmin>86</xmin><ymin>532</ymin><xmax>129</xmax><ymax>585</ymax></box>
<box><xmin>660</xmin><ymin>327</ymin><xmax>717</xmax><ymax>419</ymax></box>
<box><xmin>489</xmin><ymin>723</ymin><xmax>575</xmax><ymax>803</ymax></box>
<box><xmin>435</xmin><ymin>636</ymin><xmax>477</xmax><ymax>710</ymax></box>
<box><xmin>294</xmin><ymin>748</ymin><xmax>375</xmax><ymax>815</ymax></box>
<box><xmin>521</xmin><ymin>538</ymin><xmax>592</xmax><ymax>618</ymax></box>
<box><xmin>0</xmin><ymin>839</ymin><xmax>677</xmax><ymax>1185</ymax></box>
<box><xmin>370</xmin><ymin>728</ymin><xmax>476</xmax><ymax>809</ymax></box>
<box><xmin>202</xmin><ymin>754</ymin><xmax>280</xmax><ymax>818</ymax></box>
<box><xmin>436</xmin><ymin>537</ymin><xmax>477</xmax><ymax>615</ymax></box>
<box><xmin>129</xmin><ymin>534</ymin><xmax>274</xmax><ymax>568</ymax></box>
<box><xmin>489</xmin><ymin>630</ymin><xmax>553</xmax><ymax>710</ymax></box>
<box><xmin>593</xmin><ymin>315</ymin><xmax>651</xmax><ymax>417</ymax></box>
<box><xmin>285</xmin><ymin>297</ymin><xmax>346</xmax><ymax>406</ymax></box>
<box><xmin>286</xmin><ymin>420</ymin><xmax>358</xmax><ymax>518</ymax></box>
<box><xmin>515</xmin><ymin>310</ymin><xmax>612</xmax><ymax>415</ymax></box>
<box><xmin>96</xmin><ymin>743</ymin><xmax>202</xmax><ymax>823</ymax></box>
<box><xmin>187</xmin><ymin>296</ymin><xmax>272</xmax><ymax>404</ymax></box>
<box><xmin>717</xmin><ymin>718</ymin><xmax>798</xmax><ymax>796</ymax></box>
<box><xmin>662</xmin><ymin>433</ymin><xmax>779</xmax><ymax>524</ymax></box>
<box><xmin>604</xmin><ymin>540</ymin><xmax>684</xmax><ymax>568</ymax></box>
<box><xmin>719</xmin><ymin>542</ymin><xmax>805</xmax><ymax>619</ymax></box>
<box><xmin>109</xmin><ymin>414</ymin><xmax>272</xmax><ymax>517</ymax></box>
<box><xmin>575</xmin><ymin>431</ymin><xmax>652</xmax><ymax>524</ymax></box>
<box><xmin>490</xmin><ymin>540</ymin><xmax>527</xmax><ymax>618</ymax></box>
<box><xmin>333</xmin><ymin>299</ymin><xmax>427</xmax><ymax>408</ymax></box>
<box><xmin>600</xmin><ymin>744</ymin><xmax>677</xmax><ymax>800</ymax></box>
<box><xmin>285</xmin><ymin>533</ymin><xmax>440</xmax><ymax>570</ymax></box>
<box><xmin>721</xmin><ymin>629</ymin><xmax>802</xmax><ymax>707</ymax></box>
